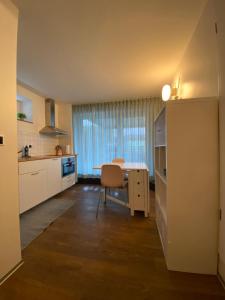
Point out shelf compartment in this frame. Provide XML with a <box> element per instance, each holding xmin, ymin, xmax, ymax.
<box><xmin>154</xmin><ymin>108</ymin><xmax>166</xmax><ymax>147</ymax></box>
<box><xmin>154</xmin><ymin>145</ymin><xmax>167</xmax><ymax>179</ymax></box>
<box><xmin>155</xmin><ymin>195</ymin><xmax>167</xmax><ymax>257</ymax></box>
<box><xmin>155</xmin><ymin>170</ymin><xmax>167</xmax><ymax>185</ymax></box>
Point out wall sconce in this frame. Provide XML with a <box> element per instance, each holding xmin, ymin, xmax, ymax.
<box><xmin>162</xmin><ymin>84</ymin><xmax>171</xmax><ymax>101</ymax></box>
<box><xmin>162</xmin><ymin>84</ymin><xmax>178</xmax><ymax>101</ymax></box>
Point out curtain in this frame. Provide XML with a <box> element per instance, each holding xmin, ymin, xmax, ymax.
<box><xmin>73</xmin><ymin>98</ymin><xmax>164</xmax><ymax>177</ymax></box>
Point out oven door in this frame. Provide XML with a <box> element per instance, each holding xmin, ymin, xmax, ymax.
<box><xmin>62</xmin><ymin>158</ymin><xmax>75</xmax><ymax>177</ymax></box>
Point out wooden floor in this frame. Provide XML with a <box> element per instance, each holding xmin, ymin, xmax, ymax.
<box><xmin>0</xmin><ymin>184</ymin><xmax>225</xmax><ymax>299</ymax></box>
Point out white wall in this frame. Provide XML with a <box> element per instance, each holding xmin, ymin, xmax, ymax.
<box><xmin>17</xmin><ymin>84</ymin><xmax>59</xmax><ymax>156</ymax></box>
<box><xmin>0</xmin><ymin>0</ymin><xmax>21</xmax><ymax>280</ymax></box>
<box><xmin>214</xmin><ymin>0</ymin><xmax>225</xmax><ymax>282</ymax></box>
<box><xmin>173</xmin><ymin>0</ymin><xmax>218</xmax><ymax>99</ymax></box>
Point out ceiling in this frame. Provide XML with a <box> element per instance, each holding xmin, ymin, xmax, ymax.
<box><xmin>13</xmin><ymin>0</ymin><xmax>206</xmax><ymax>103</ymax></box>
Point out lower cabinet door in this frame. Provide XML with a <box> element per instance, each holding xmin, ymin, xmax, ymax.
<box><xmin>46</xmin><ymin>158</ymin><xmax>62</xmax><ymax>198</ymax></box>
<box><xmin>19</xmin><ymin>169</ymin><xmax>47</xmax><ymax>214</ymax></box>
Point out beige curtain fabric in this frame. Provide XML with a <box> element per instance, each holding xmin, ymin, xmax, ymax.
<box><xmin>73</xmin><ymin>98</ymin><xmax>164</xmax><ymax>177</ymax></box>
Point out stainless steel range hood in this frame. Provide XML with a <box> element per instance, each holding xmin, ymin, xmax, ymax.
<box><xmin>39</xmin><ymin>99</ymin><xmax>68</xmax><ymax>136</ymax></box>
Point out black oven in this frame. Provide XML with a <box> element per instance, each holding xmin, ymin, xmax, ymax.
<box><xmin>62</xmin><ymin>156</ymin><xmax>75</xmax><ymax>177</ymax></box>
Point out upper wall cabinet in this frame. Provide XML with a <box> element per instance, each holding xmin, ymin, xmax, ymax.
<box><xmin>17</xmin><ymin>94</ymin><xmax>33</xmax><ymax>123</ymax></box>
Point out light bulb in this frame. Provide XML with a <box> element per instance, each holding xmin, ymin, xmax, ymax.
<box><xmin>162</xmin><ymin>84</ymin><xmax>171</xmax><ymax>101</ymax></box>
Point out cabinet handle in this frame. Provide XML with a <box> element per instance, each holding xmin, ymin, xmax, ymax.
<box><xmin>137</xmin><ymin>182</ymin><xmax>140</xmax><ymax>184</ymax></box>
<box><xmin>31</xmin><ymin>172</ymin><xmax>39</xmax><ymax>176</ymax></box>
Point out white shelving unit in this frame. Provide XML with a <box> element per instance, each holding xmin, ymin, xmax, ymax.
<box><xmin>154</xmin><ymin>98</ymin><xmax>219</xmax><ymax>274</ymax></box>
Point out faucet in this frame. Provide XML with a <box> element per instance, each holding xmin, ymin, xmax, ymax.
<box><xmin>18</xmin><ymin>145</ymin><xmax>32</xmax><ymax>158</ymax></box>
<box><xmin>18</xmin><ymin>147</ymin><xmax>25</xmax><ymax>157</ymax></box>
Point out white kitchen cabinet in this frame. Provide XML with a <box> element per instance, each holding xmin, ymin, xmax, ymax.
<box><xmin>46</xmin><ymin>158</ymin><xmax>62</xmax><ymax>198</ymax></box>
<box><xmin>19</xmin><ymin>169</ymin><xmax>47</xmax><ymax>213</ymax></box>
<box><xmin>19</xmin><ymin>159</ymin><xmax>46</xmax><ymax>175</ymax></box>
<box><xmin>19</xmin><ymin>156</ymin><xmax>77</xmax><ymax>214</ymax></box>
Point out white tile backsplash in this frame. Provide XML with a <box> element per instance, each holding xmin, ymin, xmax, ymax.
<box><xmin>17</xmin><ymin>125</ymin><xmax>59</xmax><ymax>156</ymax></box>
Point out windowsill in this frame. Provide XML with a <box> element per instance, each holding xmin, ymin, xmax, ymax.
<box><xmin>17</xmin><ymin>119</ymin><xmax>33</xmax><ymax>124</ymax></box>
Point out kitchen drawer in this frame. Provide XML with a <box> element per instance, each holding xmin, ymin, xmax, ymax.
<box><xmin>134</xmin><ymin>177</ymin><xmax>144</xmax><ymax>187</ymax></box>
<box><xmin>134</xmin><ymin>183</ymin><xmax>145</xmax><ymax>194</ymax></box>
<box><xmin>19</xmin><ymin>160</ymin><xmax>47</xmax><ymax>175</ymax></box>
<box><xmin>133</xmin><ymin>170</ymin><xmax>145</xmax><ymax>182</ymax></box>
<box><xmin>132</xmin><ymin>191</ymin><xmax>145</xmax><ymax>210</ymax></box>
<box><xmin>128</xmin><ymin>170</ymin><xmax>145</xmax><ymax>189</ymax></box>
<box><xmin>62</xmin><ymin>173</ymin><xmax>75</xmax><ymax>191</ymax></box>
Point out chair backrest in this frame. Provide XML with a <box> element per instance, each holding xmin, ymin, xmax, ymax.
<box><xmin>112</xmin><ymin>157</ymin><xmax>125</xmax><ymax>163</ymax></box>
<box><xmin>101</xmin><ymin>164</ymin><xmax>124</xmax><ymax>188</ymax></box>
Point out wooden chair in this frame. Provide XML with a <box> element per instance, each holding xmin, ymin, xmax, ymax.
<box><xmin>112</xmin><ymin>157</ymin><xmax>128</xmax><ymax>180</ymax></box>
<box><xmin>96</xmin><ymin>164</ymin><xmax>127</xmax><ymax>218</ymax></box>
<box><xmin>112</xmin><ymin>158</ymin><xmax>125</xmax><ymax>164</ymax></box>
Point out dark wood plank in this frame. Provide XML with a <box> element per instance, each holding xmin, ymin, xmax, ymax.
<box><xmin>0</xmin><ymin>184</ymin><xmax>224</xmax><ymax>300</ymax></box>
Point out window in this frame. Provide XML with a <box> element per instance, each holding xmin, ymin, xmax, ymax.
<box><xmin>73</xmin><ymin>98</ymin><xmax>164</xmax><ymax>177</ymax></box>
<box><xmin>17</xmin><ymin>95</ymin><xmax>33</xmax><ymax>123</ymax></box>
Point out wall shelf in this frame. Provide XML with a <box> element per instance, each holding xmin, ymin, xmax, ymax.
<box><xmin>17</xmin><ymin>119</ymin><xmax>33</xmax><ymax>124</ymax></box>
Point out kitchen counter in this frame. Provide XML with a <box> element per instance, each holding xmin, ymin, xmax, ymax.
<box><xmin>18</xmin><ymin>154</ymin><xmax>77</xmax><ymax>163</ymax></box>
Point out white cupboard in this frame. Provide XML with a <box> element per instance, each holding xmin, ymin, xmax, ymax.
<box><xmin>19</xmin><ymin>169</ymin><xmax>47</xmax><ymax>214</ymax></box>
<box><xmin>46</xmin><ymin>158</ymin><xmax>62</xmax><ymax>198</ymax></box>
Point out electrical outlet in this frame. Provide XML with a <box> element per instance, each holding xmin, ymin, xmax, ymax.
<box><xmin>0</xmin><ymin>135</ymin><xmax>4</xmax><ymax>145</ymax></box>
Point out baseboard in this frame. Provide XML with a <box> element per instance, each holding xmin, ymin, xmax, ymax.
<box><xmin>150</xmin><ymin>181</ymin><xmax>155</xmax><ymax>191</ymax></box>
<box><xmin>0</xmin><ymin>260</ymin><xmax>24</xmax><ymax>286</ymax></box>
<box><xmin>218</xmin><ymin>273</ymin><xmax>225</xmax><ymax>290</ymax></box>
<box><xmin>78</xmin><ymin>177</ymin><xmax>100</xmax><ymax>184</ymax></box>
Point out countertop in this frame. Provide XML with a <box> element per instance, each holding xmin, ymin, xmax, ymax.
<box><xmin>18</xmin><ymin>154</ymin><xmax>77</xmax><ymax>163</ymax></box>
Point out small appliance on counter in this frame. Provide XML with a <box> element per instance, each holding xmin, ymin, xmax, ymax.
<box><xmin>55</xmin><ymin>145</ymin><xmax>63</xmax><ymax>156</ymax></box>
<box><xmin>65</xmin><ymin>144</ymin><xmax>71</xmax><ymax>155</ymax></box>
